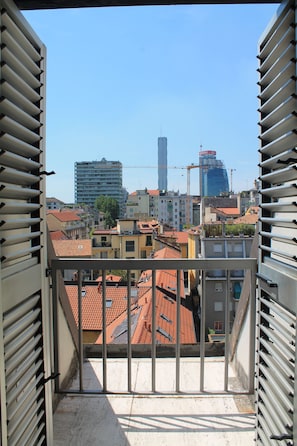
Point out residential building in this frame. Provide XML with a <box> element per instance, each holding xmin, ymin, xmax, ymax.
<box><xmin>159</xmin><ymin>191</ymin><xmax>193</xmax><ymax>229</ymax></box>
<box><xmin>74</xmin><ymin>158</ymin><xmax>123</xmax><ymax>212</ymax></box>
<box><xmin>188</xmin><ymin>223</ymin><xmax>254</xmax><ymax>335</ymax></box>
<box><xmin>158</xmin><ymin>136</ymin><xmax>167</xmax><ymax>191</ymax></box>
<box><xmin>1</xmin><ymin>2</ymin><xmax>296</xmax><ymax>446</ymax></box>
<box><xmin>46</xmin><ymin>197</ymin><xmax>65</xmax><ymax>210</ymax></box>
<box><xmin>199</xmin><ymin>150</ymin><xmax>229</xmax><ymax>197</ymax></box>
<box><xmin>47</xmin><ymin>210</ymin><xmax>86</xmax><ymax>239</ymax></box>
<box><xmin>125</xmin><ymin>189</ymin><xmax>158</xmax><ymax>220</ymax></box>
<box><xmin>92</xmin><ymin>219</ymin><xmax>159</xmax><ymax>278</ymax></box>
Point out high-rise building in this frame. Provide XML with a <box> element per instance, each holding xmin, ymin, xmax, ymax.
<box><xmin>158</xmin><ymin>137</ymin><xmax>167</xmax><ymax>191</ymax></box>
<box><xmin>199</xmin><ymin>150</ymin><xmax>229</xmax><ymax>197</ymax></box>
<box><xmin>74</xmin><ymin>158</ymin><xmax>123</xmax><ymax>212</ymax></box>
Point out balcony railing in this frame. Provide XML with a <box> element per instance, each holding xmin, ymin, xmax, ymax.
<box><xmin>51</xmin><ymin>258</ymin><xmax>257</xmax><ymax>396</ymax></box>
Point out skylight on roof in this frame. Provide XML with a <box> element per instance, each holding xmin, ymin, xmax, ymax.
<box><xmin>160</xmin><ymin>313</ymin><xmax>172</xmax><ymax>323</ymax></box>
<box><xmin>157</xmin><ymin>327</ymin><xmax>172</xmax><ymax>342</ymax></box>
<box><xmin>106</xmin><ymin>299</ymin><xmax>112</xmax><ymax>308</ymax></box>
<box><xmin>163</xmin><ymin>295</ymin><xmax>174</xmax><ymax>304</ymax></box>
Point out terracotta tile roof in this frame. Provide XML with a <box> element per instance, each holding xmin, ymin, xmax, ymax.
<box><xmin>93</xmin><ymin>229</ymin><xmax>117</xmax><ymax>235</ymax></box>
<box><xmin>216</xmin><ymin>207</ymin><xmax>240</xmax><ymax>216</ymax></box>
<box><xmin>148</xmin><ymin>189</ymin><xmax>159</xmax><ymax>196</ymax></box>
<box><xmin>49</xmin><ymin>230</ymin><xmax>68</xmax><ymax>240</ymax></box>
<box><xmin>153</xmin><ymin>246</ymin><xmax>181</xmax><ymax>259</ymax></box>
<box><xmin>47</xmin><ymin>210</ymin><xmax>81</xmax><ymax>222</ymax></box>
<box><xmin>52</xmin><ymin>239</ymin><xmax>92</xmax><ymax>257</ymax></box>
<box><xmin>233</xmin><ymin>213</ymin><xmax>259</xmax><ymax>224</ymax></box>
<box><xmin>96</xmin><ymin>278</ymin><xmax>195</xmax><ymax>345</ymax></box>
<box><xmin>65</xmin><ymin>285</ymin><xmax>138</xmax><ymax>330</ymax></box>
<box><xmin>163</xmin><ymin>231</ymin><xmax>188</xmax><ymax>244</ymax></box>
<box><xmin>96</xmin><ymin>274</ymin><xmax>122</xmax><ymax>283</ymax></box>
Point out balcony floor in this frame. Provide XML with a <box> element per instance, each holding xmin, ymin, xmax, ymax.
<box><xmin>53</xmin><ymin>358</ymin><xmax>255</xmax><ymax>446</ymax></box>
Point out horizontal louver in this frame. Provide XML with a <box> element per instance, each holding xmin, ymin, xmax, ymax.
<box><xmin>0</xmin><ymin>3</ymin><xmax>43</xmax><ymax>269</ymax></box>
<box><xmin>256</xmin><ymin>2</ymin><xmax>297</xmax><ymax>445</ymax></box>
<box><xmin>0</xmin><ymin>1</ymin><xmax>48</xmax><ymax>445</ymax></box>
<box><xmin>258</xmin><ymin>0</ymin><xmax>297</xmax><ymax>267</ymax></box>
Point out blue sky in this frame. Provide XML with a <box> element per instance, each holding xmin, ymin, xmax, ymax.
<box><xmin>23</xmin><ymin>4</ymin><xmax>279</xmax><ymax>202</ymax></box>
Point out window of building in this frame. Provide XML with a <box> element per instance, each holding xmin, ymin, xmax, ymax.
<box><xmin>233</xmin><ymin>282</ymin><xmax>242</xmax><ymax>300</ymax></box>
<box><xmin>100</xmin><ymin>252</ymin><xmax>108</xmax><ymax>259</ymax></box>
<box><xmin>215</xmin><ymin>282</ymin><xmax>223</xmax><ymax>292</ymax></box>
<box><xmin>214</xmin><ymin>301</ymin><xmax>223</xmax><ymax>312</ymax></box>
<box><xmin>101</xmin><ymin>236</ymin><xmax>107</xmax><ymax>242</ymax></box>
<box><xmin>146</xmin><ymin>235</ymin><xmax>152</xmax><ymax>246</ymax></box>
<box><xmin>126</xmin><ymin>240</ymin><xmax>135</xmax><ymax>252</ymax></box>
<box><xmin>141</xmin><ymin>250</ymin><xmax>146</xmax><ymax>258</ymax></box>
<box><xmin>214</xmin><ymin>321</ymin><xmax>223</xmax><ymax>332</ymax></box>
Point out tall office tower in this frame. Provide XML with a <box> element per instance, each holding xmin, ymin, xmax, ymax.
<box><xmin>75</xmin><ymin>158</ymin><xmax>123</xmax><ymax>212</ymax></box>
<box><xmin>158</xmin><ymin>137</ymin><xmax>168</xmax><ymax>191</ymax></box>
<box><xmin>199</xmin><ymin>150</ymin><xmax>229</xmax><ymax>197</ymax></box>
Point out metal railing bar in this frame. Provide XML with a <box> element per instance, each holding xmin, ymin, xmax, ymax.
<box><xmin>127</xmin><ymin>270</ymin><xmax>132</xmax><ymax>393</ymax></box>
<box><xmin>52</xmin><ymin>267</ymin><xmax>59</xmax><ymax>393</ymax></box>
<box><xmin>78</xmin><ymin>270</ymin><xmax>83</xmax><ymax>392</ymax></box>
<box><xmin>176</xmin><ymin>269</ymin><xmax>181</xmax><ymax>393</ymax></box>
<box><xmin>53</xmin><ymin>258</ymin><xmax>256</xmax><ymax>272</ymax></box>
<box><xmin>102</xmin><ymin>270</ymin><xmax>107</xmax><ymax>392</ymax></box>
<box><xmin>200</xmin><ymin>270</ymin><xmax>206</xmax><ymax>391</ymax></box>
<box><xmin>152</xmin><ymin>270</ymin><xmax>156</xmax><ymax>392</ymax></box>
<box><xmin>224</xmin><ymin>270</ymin><xmax>230</xmax><ymax>392</ymax></box>
<box><xmin>249</xmin><ymin>263</ymin><xmax>257</xmax><ymax>394</ymax></box>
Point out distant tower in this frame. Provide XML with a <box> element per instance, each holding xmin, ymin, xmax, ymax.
<box><xmin>158</xmin><ymin>137</ymin><xmax>167</xmax><ymax>191</ymax></box>
<box><xmin>199</xmin><ymin>150</ymin><xmax>229</xmax><ymax>197</ymax></box>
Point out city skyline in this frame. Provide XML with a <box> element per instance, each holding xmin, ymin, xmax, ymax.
<box><xmin>23</xmin><ymin>4</ymin><xmax>279</xmax><ymax>202</ymax></box>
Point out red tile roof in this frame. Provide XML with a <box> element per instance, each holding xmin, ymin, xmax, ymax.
<box><xmin>216</xmin><ymin>207</ymin><xmax>240</xmax><ymax>216</ymax></box>
<box><xmin>96</xmin><ymin>274</ymin><xmax>122</xmax><ymax>283</ymax></box>
<box><xmin>52</xmin><ymin>239</ymin><xmax>92</xmax><ymax>257</ymax></box>
<box><xmin>163</xmin><ymin>231</ymin><xmax>188</xmax><ymax>244</ymax></box>
<box><xmin>66</xmin><ymin>285</ymin><xmax>138</xmax><ymax>330</ymax></box>
<box><xmin>49</xmin><ymin>230</ymin><xmax>68</xmax><ymax>240</ymax></box>
<box><xmin>233</xmin><ymin>213</ymin><xmax>259</xmax><ymax>224</ymax></box>
<box><xmin>96</xmin><ymin>245</ymin><xmax>196</xmax><ymax>345</ymax></box>
<box><xmin>47</xmin><ymin>210</ymin><xmax>81</xmax><ymax>222</ymax></box>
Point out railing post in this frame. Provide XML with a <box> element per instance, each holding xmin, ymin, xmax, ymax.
<box><xmin>52</xmin><ymin>265</ymin><xmax>60</xmax><ymax>393</ymax></box>
<box><xmin>152</xmin><ymin>270</ymin><xmax>156</xmax><ymax>392</ymax></box>
<box><xmin>127</xmin><ymin>270</ymin><xmax>132</xmax><ymax>393</ymax></box>
<box><xmin>224</xmin><ymin>270</ymin><xmax>230</xmax><ymax>392</ymax></box>
<box><xmin>249</xmin><ymin>262</ymin><xmax>257</xmax><ymax>394</ymax></box>
<box><xmin>102</xmin><ymin>269</ymin><xmax>107</xmax><ymax>392</ymax></box>
<box><xmin>78</xmin><ymin>270</ymin><xmax>84</xmax><ymax>392</ymax></box>
<box><xmin>176</xmin><ymin>269</ymin><xmax>181</xmax><ymax>393</ymax></box>
<box><xmin>200</xmin><ymin>270</ymin><xmax>206</xmax><ymax>391</ymax></box>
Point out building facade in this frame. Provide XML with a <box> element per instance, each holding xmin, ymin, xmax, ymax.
<box><xmin>158</xmin><ymin>136</ymin><xmax>167</xmax><ymax>191</ymax></box>
<box><xmin>199</xmin><ymin>150</ymin><xmax>229</xmax><ymax>197</ymax></box>
<box><xmin>74</xmin><ymin>158</ymin><xmax>123</xmax><ymax>212</ymax></box>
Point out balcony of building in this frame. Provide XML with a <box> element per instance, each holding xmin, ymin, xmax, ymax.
<box><xmin>50</xmin><ymin>257</ymin><xmax>257</xmax><ymax>445</ymax></box>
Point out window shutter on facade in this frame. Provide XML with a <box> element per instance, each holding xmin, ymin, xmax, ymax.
<box><xmin>257</xmin><ymin>1</ymin><xmax>297</xmax><ymax>444</ymax></box>
<box><xmin>0</xmin><ymin>0</ymin><xmax>52</xmax><ymax>444</ymax></box>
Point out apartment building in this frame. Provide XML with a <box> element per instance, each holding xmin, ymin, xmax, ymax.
<box><xmin>74</xmin><ymin>158</ymin><xmax>123</xmax><ymax>212</ymax></box>
<box><xmin>0</xmin><ymin>1</ymin><xmax>296</xmax><ymax>445</ymax></box>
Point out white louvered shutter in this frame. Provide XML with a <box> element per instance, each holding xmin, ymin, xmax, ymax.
<box><xmin>0</xmin><ymin>1</ymin><xmax>52</xmax><ymax>445</ymax></box>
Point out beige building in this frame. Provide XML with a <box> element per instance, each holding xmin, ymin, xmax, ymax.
<box><xmin>92</xmin><ymin>219</ymin><xmax>159</xmax><ymax>280</ymax></box>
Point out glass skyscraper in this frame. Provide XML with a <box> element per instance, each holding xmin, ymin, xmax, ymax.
<box><xmin>199</xmin><ymin>150</ymin><xmax>229</xmax><ymax>197</ymax></box>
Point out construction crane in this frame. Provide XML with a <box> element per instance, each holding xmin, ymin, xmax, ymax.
<box><xmin>123</xmin><ymin>164</ymin><xmax>202</xmax><ymax>196</ymax></box>
<box><xmin>228</xmin><ymin>168</ymin><xmax>236</xmax><ymax>193</ymax></box>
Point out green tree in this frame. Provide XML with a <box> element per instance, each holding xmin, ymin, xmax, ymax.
<box><xmin>95</xmin><ymin>196</ymin><xmax>119</xmax><ymax>228</ymax></box>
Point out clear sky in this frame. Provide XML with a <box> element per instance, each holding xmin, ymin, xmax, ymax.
<box><xmin>23</xmin><ymin>3</ymin><xmax>279</xmax><ymax>203</ymax></box>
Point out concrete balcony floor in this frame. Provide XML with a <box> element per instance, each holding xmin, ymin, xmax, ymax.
<box><xmin>53</xmin><ymin>358</ymin><xmax>255</xmax><ymax>446</ymax></box>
